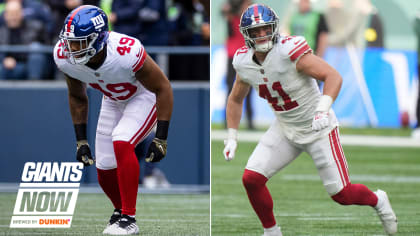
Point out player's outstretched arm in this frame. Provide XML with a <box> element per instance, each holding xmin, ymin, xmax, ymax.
<box><xmin>65</xmin><ymin>74</ymin><xmax>94</xmax><ymax>166</ymax></box>
<box><xmin>296</xmin><ymin>53</ymin><xmax>343</xmax><ymax>131</ymax></box>
<box><xmin>224</xmin><ymin>75</ymin><xmax>251</xmax><ymax>161</ymax></box>
<box><xmin>226</xmin><ymin>74</ymin><xmax>250</xmax><ymax>129</ymax></box>
<box><xmin>135</xmin><ymin>55</ymin><xmax>173</xmax><ymax>162</ymax></box>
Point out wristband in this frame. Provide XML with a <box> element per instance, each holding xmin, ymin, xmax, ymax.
<box><xmin>227</xmin><ymin>128</ymin><xmax>238</xmax><ymax>140</ymax></box>
<box><xmin>315</xmin><ymin>95</ymin><xmax>333</xmax><ymax>112</ymax></box>
<box><xmin>156</xmin><ymin>120</ymin><xmax>169</xmax><ymax>140</ymax></box>
<box><xmin>74</xmin><ymin>124</ymin><xmax>87</xmax><ymax>141</ymax></box>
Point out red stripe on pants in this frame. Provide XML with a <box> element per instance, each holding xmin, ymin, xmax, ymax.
<box><xmin>331</xmin><ymin>128</ymin><xmax>350</xmax><ymax>185</ymax></box>
<box><xmin>129</xmin><ymin>105</ymin><xmax>156</xmax><ymax>144</ymax></box>
<box><xmin>329</xmin><ymin>131</ymin><xmax>345</xmax><ymax>187</ymax></box>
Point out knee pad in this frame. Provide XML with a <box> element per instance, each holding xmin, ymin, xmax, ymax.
<box><xmin>242</xmin><ymin>169</ymin><xmax>268</xmax><ymax>190</ymax></box>
<box><xmin>331</xmin><ymin>184</ymin><xmax>352</xmax><ymax>205</ymax></box>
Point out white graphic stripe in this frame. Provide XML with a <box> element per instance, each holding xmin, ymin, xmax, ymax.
<box><xmin>19</xmin><ymin>183</ymin><xmax>80</xmax><ymax>187</ymax></box>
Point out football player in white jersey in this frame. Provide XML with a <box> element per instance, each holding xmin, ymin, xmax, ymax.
<box><xmin>53</xmin><ymin>5</ymin><xmax>173</xmax><ymax>235</ymax></box>
<box><xmin>223</xmin><ymin>4</ymin><xmax>397</xmax><ymax>236</ymax></box>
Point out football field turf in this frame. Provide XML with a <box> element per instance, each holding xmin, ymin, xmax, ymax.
<box><xmin>0</xmin><ymin>193</ymin><xmax>210</xmax><ymax>235</ymax></box>
<box><xmin>212</xmin><ymin>140</ymin><xmax>420</xmax><ymax>235</ymax></box>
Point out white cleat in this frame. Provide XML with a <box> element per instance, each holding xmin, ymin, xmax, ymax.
<box><xmin>262</xmin><ymin>225</ymin><xmax>283</xmax><ymax>236</ymax></box>
<box><xmin>411</xmin><ymin>128</ymin><xmax>420</xmax><ymax>139</ymax></box>
<box><xmin>143</xmin><ymin>169</ymin><xmax>171</xmax><ymax>189</ymax></box>
<box><xmin>106</xmin><ymin>215</ymin><xmax>139</xmax><ymax>235</ymax></box>
<box><xmin>103</xmin><ymin>209</ymin><xmax>121</xmax><ymax>234</ymax></box>
<box><xmin>375</xmin><ymin>189</ymin><xmax>397</xmax><ymax>235</ymax></box>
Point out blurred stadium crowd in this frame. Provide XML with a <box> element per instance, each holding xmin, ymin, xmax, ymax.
<box><xmin>0</xmin><ymin>0</ymin><xmax>210</xmax><ymax>80</ymax></box>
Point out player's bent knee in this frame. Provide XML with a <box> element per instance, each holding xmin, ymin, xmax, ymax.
<box><xmin>331</xmin><ymin>185</ymin><xmax>352</xmax><ymax>205</ymax></box>
<box><xmin>242</xmin><ymin>169</ymin><xmax>268</xmax><ymax>190</ymax></box>
<box><xmin>95</xmin><ymin>153</ymin><xmax>118</xmax><ymax>170</ymax></box>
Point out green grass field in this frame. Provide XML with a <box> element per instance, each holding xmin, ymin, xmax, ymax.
<box><xmin>211</xmin><ymin>141</ymin><xmax>420</xmax><ymax>235</ymax></box>
<box><xmin>0</xmin><ymin>193</ymin><xmax>209</xmax><ymax>236</ymax></box>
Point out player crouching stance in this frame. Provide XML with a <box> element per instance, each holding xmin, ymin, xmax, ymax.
<box><xmin>223</xmin><ymin>4</ymin><xmax>397</xmax><ymax>235</ymax></box>
<box><xmin>54</xmin><ymin>5</ymin><xmax>173</xmax><ymax>235</ymax></box>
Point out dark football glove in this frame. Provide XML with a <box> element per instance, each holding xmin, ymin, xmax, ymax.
<box><xmin>145</xmin><ymin>138</ymin><xmax>167</xmax><ymax>162</ymax></box>
<box><xmin>76</xmin><ymin>140</ymin><xmax>95</xmax><ymax>166</ymax></box>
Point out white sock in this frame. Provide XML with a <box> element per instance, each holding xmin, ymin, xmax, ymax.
<box><xmin>264</xmin><ymin>225</ymin><xmax>279</xmax><ymax>232</ymax></box>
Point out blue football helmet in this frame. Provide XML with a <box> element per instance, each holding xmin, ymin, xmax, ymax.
<box><xmin>240</xmin><ymin>4</ymin><xmax>279</xmax><ymax>52</ymax></box>
<box><xmin>60</xmin><ymin>5</ymin><xmax>109</xmax><ymax>64</ymax></box>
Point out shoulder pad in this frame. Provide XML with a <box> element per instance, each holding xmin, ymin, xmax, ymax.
<box><xmin>232</xmin><ymin>46</ymin><xmax>250</xmax><ymax>70</ymax></box>
<box><xmin>278</xmin><ymin>36</ymin><xmax>312</xmax><ymax>62</ymax></box>
<box><xmin>53</xmin><ymin>40</ymin><xmax>68</xmax><ymax>68</ymax></box>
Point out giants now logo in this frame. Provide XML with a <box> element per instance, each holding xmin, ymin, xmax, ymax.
<box><xmin>10</xmin><ymin>162</ymin><xmax>83</xmax><ymax>228</ymax></box>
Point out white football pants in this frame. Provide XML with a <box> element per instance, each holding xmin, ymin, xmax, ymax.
<box><xmin>95</xmin><ymin>91</ymin><xmax>156</xmax><ymax>170</ymax></box>
<box><xmin>245</xmin><ymin>121</ymin><xmax>350</xmax><ymax>196</ymax></box>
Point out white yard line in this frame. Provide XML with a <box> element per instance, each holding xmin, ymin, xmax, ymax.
<box><xmin>211</xmin><ymin>130</ymin><xmax>420</xmax><ymax>147</ymax></box>
<box><xmin>281</xmin><ymin>174</ymin><xmax>420</xmax><ymax>183</ymax></box>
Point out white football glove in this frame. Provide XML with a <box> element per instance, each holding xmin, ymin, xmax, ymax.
<box><xmin>223</xmin><ymin>128</ymin><xmax>238</xmax><ymax>161</ymax></box>
<box><xmin>312</xmin><ymin>95</ymin><xmax>333</xmax><ymax>131</ymax></box>
<box><xmin>223</xmin><ymin>139</ymin><xmax>237</xmax><ymax>161</ymax></box>
<box><xmin>312</xmin><ymin>111</ymin><xmax>329</xmax><ymax>131</ymax></box>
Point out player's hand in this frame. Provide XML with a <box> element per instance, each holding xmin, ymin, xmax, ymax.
<box><xmin>223</xmin><ymin>139</ymin><xmax>237</xmax><ymax>161</ymax></box>
<box><xmin>312</xmin><ymin>111</ymin><xmax>329</xmax><ymax>131</ymax></box>
<box><xmin>145</xmin><ymin>138</ymin><xmax>167</xmax><ymax>162</ymax></box>
<box><xmin>76</xmin><ymin>140</ymin><xmax>95</xmax><ymax>166</ymax></box>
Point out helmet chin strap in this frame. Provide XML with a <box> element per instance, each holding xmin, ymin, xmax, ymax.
<box><xmin>71</xmin><ymin>48</ymin><xmax>96</xmax><ymax>65</ymax></box>
<box><xmin>254</xmin><ymin>41</ymin><xmax>273</xmax><ymax>52</ymax></box>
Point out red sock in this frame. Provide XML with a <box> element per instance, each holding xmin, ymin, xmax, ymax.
<box><xmin>242</xmin><ymin>169</ymin><xmax>276</xmax><ymax>228</ymax></box>
<box><xmin>97</xmin><ymin>168</ymin><xmax>122</xmax><ymax>209</ymax></box>
<box><xmin>113</xmin><ymin>141</ymin><xmax>140</xmax><ymax>215</ymax></box>
<box><xmin>332</xmin><ymin>183</ymin><xmax>378</xmax><ymax>207</ymax></box>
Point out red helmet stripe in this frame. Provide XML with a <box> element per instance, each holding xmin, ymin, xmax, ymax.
<box><xmin>67</xmin><ymin>5</ymin><xmax>88</xmax><ymax>32</ymax></box>
<box><xmin>253</xmin><ymin>5</ymin><xmax>260</xmax><ymax>23</ymax></box>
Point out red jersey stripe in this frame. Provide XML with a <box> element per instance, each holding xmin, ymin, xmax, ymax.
<box><xmin>132</xmin><ymin>51</ymin><xmax>147</xmax><ymax>73</ymax></box>
<box><xmin>131</xmin><ymin>47</ymin><xmax>144</xmax><ymax>68</ymax></box>
<box><xmin>290</xmin><ymin>44</ymin><xmax>311</xmax><ymax>61</ymax></box>
<box><xmin>288</xmin><ymin>41</ymin><xmax>306</xmax><ymax>55</ymax></box>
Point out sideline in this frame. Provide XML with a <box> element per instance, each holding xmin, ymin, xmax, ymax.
<box><xmin>211</xmin><ymin>130</ymin><xmax>420</xmax><ymax>148</ymax></box>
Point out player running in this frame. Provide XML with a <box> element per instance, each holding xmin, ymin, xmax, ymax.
<box><xmin>223</xmin><ymin>4</ymin><xmax>397</xmax><ymax>236</ymax></box>
<box><xmin>54</xmin><ymin>5</ymin><xmax>173</xmax><ymax>235</ymax></box>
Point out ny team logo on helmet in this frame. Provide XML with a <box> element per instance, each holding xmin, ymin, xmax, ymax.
<box><xmin>240</xmin><ymin>4</ymin><xmax>279</xmax><ymax>52</ymax></box>
<box><xmin>60</xmin><ymin>5</ymin><xmax>109</xmax><ymax>64</ymax></box>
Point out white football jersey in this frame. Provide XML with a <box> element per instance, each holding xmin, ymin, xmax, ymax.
<box><xmin>54</xmin><ymin>31</ymin><xmax>153</xmax><ymax>102</ymax></box>
<box><xmin>233</xmin><ymin>35</ymin><xmax>338</xmax><ymax>144</ymax></box>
